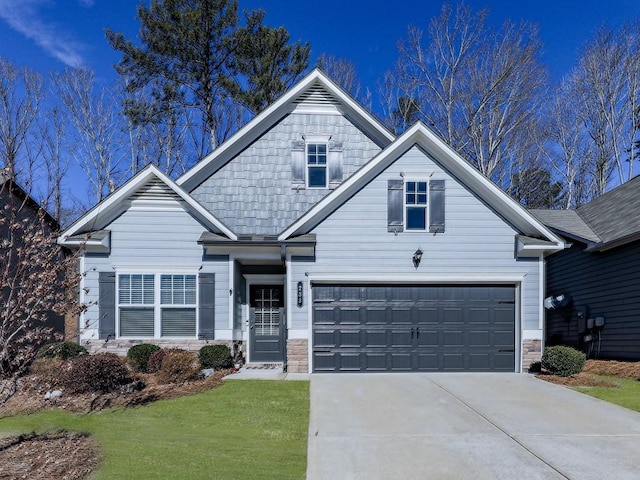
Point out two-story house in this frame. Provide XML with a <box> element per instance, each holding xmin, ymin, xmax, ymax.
<box><xmin>58</xmin><ymin>69</ymin><xmax>563</xmax><ymax>373</ymax></box>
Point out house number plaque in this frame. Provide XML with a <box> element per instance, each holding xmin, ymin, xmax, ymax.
<box><xmin>297</xmin><ymin>282</ymin><xmax>304</xmax><ymax>307</ymax></box>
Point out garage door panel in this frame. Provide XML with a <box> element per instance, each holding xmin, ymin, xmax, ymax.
<box><xmin>442</xmin><ymin>308</ymin><xmax>463</xmax><ymax>324</ymax></box>
<box><xmin>338</xmin><ymin>353</ymin><xmax>361</xmax><ymax>371</ymax></box>
<box><xmin>390</xmin><ymin>329</ymin><xmax>412</xmax><ymax>347</ymax></box>
<box><xmin>468</xmin><ymin>308</ymin><xmax>490</xmax><ymax>324</ymax></box>
<box><xmin>313</xmin><ymin>307</ymin><xmax>335</xmax><ymax>324</ymax></box>
<box><xmin>363</xmin><ymin>307</ymin><xmax>386</xmax><ymax>324</ymax></box>
<box><xmin>364</xmin><ymin>354</ymin><xmax>387</xmax><ymax>371</ymax></box>
<box><xmin>494</xmin><ymin>330</ymin><xmax>515</xmax><ymax>347</ymax></box>
<box><xmin>442</xmin><ymin>354</ymin><xmax>464</xmax><ymax>370</ymax></box>
<box><xmin>312</xmin><ymin>285</ymin><xmax>515</xmax><ymax>372</ymax></box>
<box><xmin>468</xmin><ymin>330</ymin><xmax>490</xmax><ymax>347</ymax></box>
<box><xmin>415</xmin><ymin>353</ymin><xmax>439</xmax><ymax>370</ymax></box>
<box><xmin>390</xmin><ymin>353</ymin><xmax>412</xmax><ymax>370</ymax></box>
<box><xmin>390</xmin><ymin>308</ymin><xmax>412</xmax><ymax>325</ymax></box>
<box><xmin>443</xmin><ymin>330</ymin><xmax>464</xmax><ymax>346</ymax></box>
<box><xmin>338</xmin><ymin>330</ymin><xmax>361</xmax><ymax>347</ymax></box>
<box><xmin>363</xmin><ymin>329</ymin><xmax>387</xmax><ymax>347</ymax></box>
<box><xmin>313</xmin><ymin>352</ymin><xmax>337</xmax><ymax>371</ymax></box>
<box><xmin>336</xmin><ymin>307</ymin><xmax>360</xmax><ymax>325</ymax></box>
<box><xmin>416</xmin><ymin>329</ymin><xmax>438</xmax><ymax>347</ymax></box>
<box><xmin>314</xmin><ymin>330</ymin><xmax>337</xmax><ymax>347</ymax></box>
<box><xmin>468</xmin><ymin>353</ymin><xmax>490</xmax><ymax>370</ymax></box>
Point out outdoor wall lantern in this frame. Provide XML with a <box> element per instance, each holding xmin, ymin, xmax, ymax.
<box><xmin>412</xmin><ymin>248</ymin><xmax>423</xmax><ymax>269</ymax></box>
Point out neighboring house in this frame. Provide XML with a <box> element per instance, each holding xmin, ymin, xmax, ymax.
<box><xmin>0</xmin><ymin>174</ymin><xmax>65</xmax><ymax>337</ymax></box>
<box><xmin>58</xmin><ymin>69</ymin><xmax>563</xmax><ymax>373</ymax></box>
<box><xmin>532</xmin><ymin>176</ymin><xmax>640</xmax><ymax>361</ymax></box>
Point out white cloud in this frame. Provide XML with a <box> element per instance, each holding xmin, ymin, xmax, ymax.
<box><xmin>78</xmin><ymin>0</ymin><xmax>94</xmax><ymax>7</ymax></box>
<box><xmin>0</xmin><ymin>0</ymin><xmax>86</xmax><ymax>67</ymax></box>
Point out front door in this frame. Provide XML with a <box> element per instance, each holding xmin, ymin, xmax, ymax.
<box><xmin>249</xmin><ymin>285</ymin><xmax>285</xmax><ymax>362</ymax></box>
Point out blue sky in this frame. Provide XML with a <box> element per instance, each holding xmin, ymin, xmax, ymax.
<box><xmin>1</xmin><ymin>0</ymin><xmax>640</xmax><ymax>91</ymax></box>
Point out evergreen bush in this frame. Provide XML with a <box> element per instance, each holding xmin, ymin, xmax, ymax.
<box><xmin>199</xmin><ymin>344</ymin><xmax>233</xmax><ymax>369</ymax></box>
<box><xmin>541</xmin><ymin>345</ymin><xmax>586</xmax><ymax>377</ymax></box>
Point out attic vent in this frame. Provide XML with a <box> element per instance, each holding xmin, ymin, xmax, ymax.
<box><xmin>293</xmin><ymin>82</ymin><xmax>341</xmax><ymax>106</ymax></box>
<box><xmin>130</xmin><ymin>177</ymin><xmax>180</xmax><ymax>201</ymax></box>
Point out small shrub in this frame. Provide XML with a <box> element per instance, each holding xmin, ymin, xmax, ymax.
<box><xmin>199</xmin><ymin>345</ymin><xmax>233</xmax><ymax>369</ymax></box>
<box><xmin>61</xmin><ymin>353</ymin><xmax>132</xmax><ymax>393</ymax></box>
<box><xmin>147</xmin><ymin>348</ymin><xmax>186</xmax><ymax>373</ymax></box>
<box><xmin>157</xmin><ymin>351</ymin><xmax>199</xmax><ymax>384</ymax></box>
<box><xmin>127</xmin><ymin>343</ymin><xmax>161</xmax><ymax>372</ymax></box>
<box><xmin>541</xmin><ymin>345</ymin><xmax>586</xmax><ymax>377</ymax></box>
<box><xmin>37</xmin><ymin>342</ymin><xmax>88</xmax><ymax>361</ymax></box>
<box><xmin>528</xmin><ymin>361</ymin><xmax>542</xmax><ymax>373</ymax></box>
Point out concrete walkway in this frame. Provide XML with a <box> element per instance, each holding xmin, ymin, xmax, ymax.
<box><xmin>307</xmin><ymin>373</ymin><xmax>640</xmax><ymax>479</ymax></box>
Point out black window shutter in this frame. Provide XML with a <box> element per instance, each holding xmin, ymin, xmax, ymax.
<box><xmin>98</xmin><ymin>272</ymin><xmax>116</xmax><ymax>339</ymax></box>
<box><xmin>429</xmin><ymin>179</ymin><xmax>445</xmax><ymax>233</ymax></box>
<box><xmin>387</xmin><ymin>179</ymin><xmax>404</xmax><ymax>232</ymax></box>
<box><xmin>198</xmin><ymin>273</ymin><xmax>215</xmax><ymax>339</ymax></box>
<box><xmin>291</xmin><ymin>140</ymin><xmax>305</xmax><ymax>187</ymax></box>
<box><xmin>328</xmin><ymin>140</ymin><xmax>343</xmax><ymax>188</ymax></box>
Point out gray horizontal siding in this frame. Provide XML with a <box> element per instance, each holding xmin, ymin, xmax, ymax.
<box><xmin>546</xmin><ymin>240</ymin><xmax>640</xmax><ymax>360</ymax></box>
<box><xmin>289</xmin><ymin>146</ymin><xmax>541</xmax><ymax>334</ymax></box>
<box><xmin>78</xmin><ymin>200</ymin><xmax>233</xmax><ymax>342</ymax></box>
<box><xmin>191</xmin><ymin>112</ymin><xmax>382</xmax><ymax>235</ymax></box>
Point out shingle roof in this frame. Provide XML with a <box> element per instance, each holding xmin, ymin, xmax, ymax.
<box><xmin>531</xmin><ymin>175</ymin><xmax>640</xmax><ymax>249</ymax></box>
<box><xmin>576</xmin><ymin>175</ymin><xmax>640</xmax><ymax>244</ymax></box>
<box><xmin>528</xmin><ymin>209</ymin><xmax>600</xmax><ymax>243</ymax></box>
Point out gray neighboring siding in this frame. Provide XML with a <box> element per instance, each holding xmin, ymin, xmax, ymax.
<box><xmin>191</xmin><ymin>112</ymin><xmax>382</xmax><ymax>235</ymax></box>
<box><xmin>546</xmin><ymin>240</ymin><xmax>640</xmax><ymax>360</ymax></box>
<box><xmin>289</xmin><ymin>146</ymin><xmax>541</xmax><ymax>332</ymax></box>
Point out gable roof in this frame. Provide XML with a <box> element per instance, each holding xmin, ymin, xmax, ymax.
<box><xmin>278</xmin><ymin>122</ymin><xmax>565</xmax><ymax>252</ymax></box>
<box><xmin>176</xmin><ymin>68</ymin><xmax>395</xmax><ymax>192</ymax></box>
<box><xmin>58</xmin><ymin>164</ymin><xmax>236</xmax><ymax>244</ymax></box>
<box><xmin>532</xmin><ymin>175</ymin><xmax>640</xmax><ymax>251</ymax></box>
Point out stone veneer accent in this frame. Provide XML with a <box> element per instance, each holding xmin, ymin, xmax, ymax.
<box><xmin>286</xmin><ymin>339</ymin><xmax>308</xmax><ymax>373</ymax></box>
<box><xmin>82</xmin><ymin>339</ymin><xmax>240</xmax><ymax>358</ymax></box>
<box><xmin>522</xmin><ymin>339</ymin><xmax>542</xmax><ymax>371</ymax></box>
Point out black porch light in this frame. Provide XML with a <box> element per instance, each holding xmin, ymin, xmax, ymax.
<box><xmin>412</xmin><ymin>248</ymin><xmax>423</xmax><ymax>269</ymax></box>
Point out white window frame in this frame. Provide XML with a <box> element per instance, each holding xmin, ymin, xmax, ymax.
<box><xmin>304</xmin><ymin>134</ymin><xmax>331</xmax><ymax>189</ymax></box>
<box><xmin>404</xmin><ymin>178</ymin><xmax>429</xmax><ymax>231</ymax></box>
<box><xmin>116</xmin><ymin>272</ymin><xmax>199</xmax><ymax>339</ymax></box>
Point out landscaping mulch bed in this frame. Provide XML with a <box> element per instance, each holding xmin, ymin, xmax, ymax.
<box><xmin>537</xmin><ymin>359</ymin><xmax>640</xmax><ymax>387</ymax></box>
<box><xmin>0</xmin><ymin>369</ymin><xmax>231</xmax><ymax>417</ymax></box>
<box><xmin>0</xmin><ymin>431</ymin><xmax>99</xmax><ymax>480</ymax></box>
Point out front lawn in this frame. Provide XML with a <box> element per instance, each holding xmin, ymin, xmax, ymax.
<box><xmin>0</xmin><ymin>379</ymin><xmax>309</xmax><ymax>479</ymax></box>
<box><xmin>573</xmin><ymin>377</ymin><xmax>640</xmax><ymax>413</ymax></box>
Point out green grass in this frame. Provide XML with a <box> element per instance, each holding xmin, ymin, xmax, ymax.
<box><xmin>573</xmin><ymin>376</ymin><xmax>640</xmax><ymax>412</ymax></box>
<box><xmin>0</xmin><ymin>380</ymin><xmax>309</xmax><ymax>479</ymax></box>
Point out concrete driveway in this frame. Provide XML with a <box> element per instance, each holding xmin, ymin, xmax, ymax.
<box><xmin>307</xmin><ymin>373</ymin><xmax>640</xmax><ymax>479</ymax></box>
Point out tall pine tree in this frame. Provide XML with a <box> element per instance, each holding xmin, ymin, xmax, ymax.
<box><xmin>106</xmin><ymin>0</ymin><xmax>309</xmax><ymax>164</ymax></box>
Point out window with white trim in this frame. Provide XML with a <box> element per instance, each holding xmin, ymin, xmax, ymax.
<box><xmin>405</xmin><ymin>181</ymin><xmax>428</xmax><ymax>230</ymax></box>
<box><xmin>118</xmin><ymin>273</ymin><xmax>197</xmax><ymax>338</ymax></box>
<box><xmin>307</xmin><ymin>143</ymin><xmax>327</xmax><ymax>188</ymax></box>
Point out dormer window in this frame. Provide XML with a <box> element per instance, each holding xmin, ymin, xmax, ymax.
<box><xmin>307</xmin><ymin>143</ymin><xmax>327</xmax><ymax>188</ymax></box>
